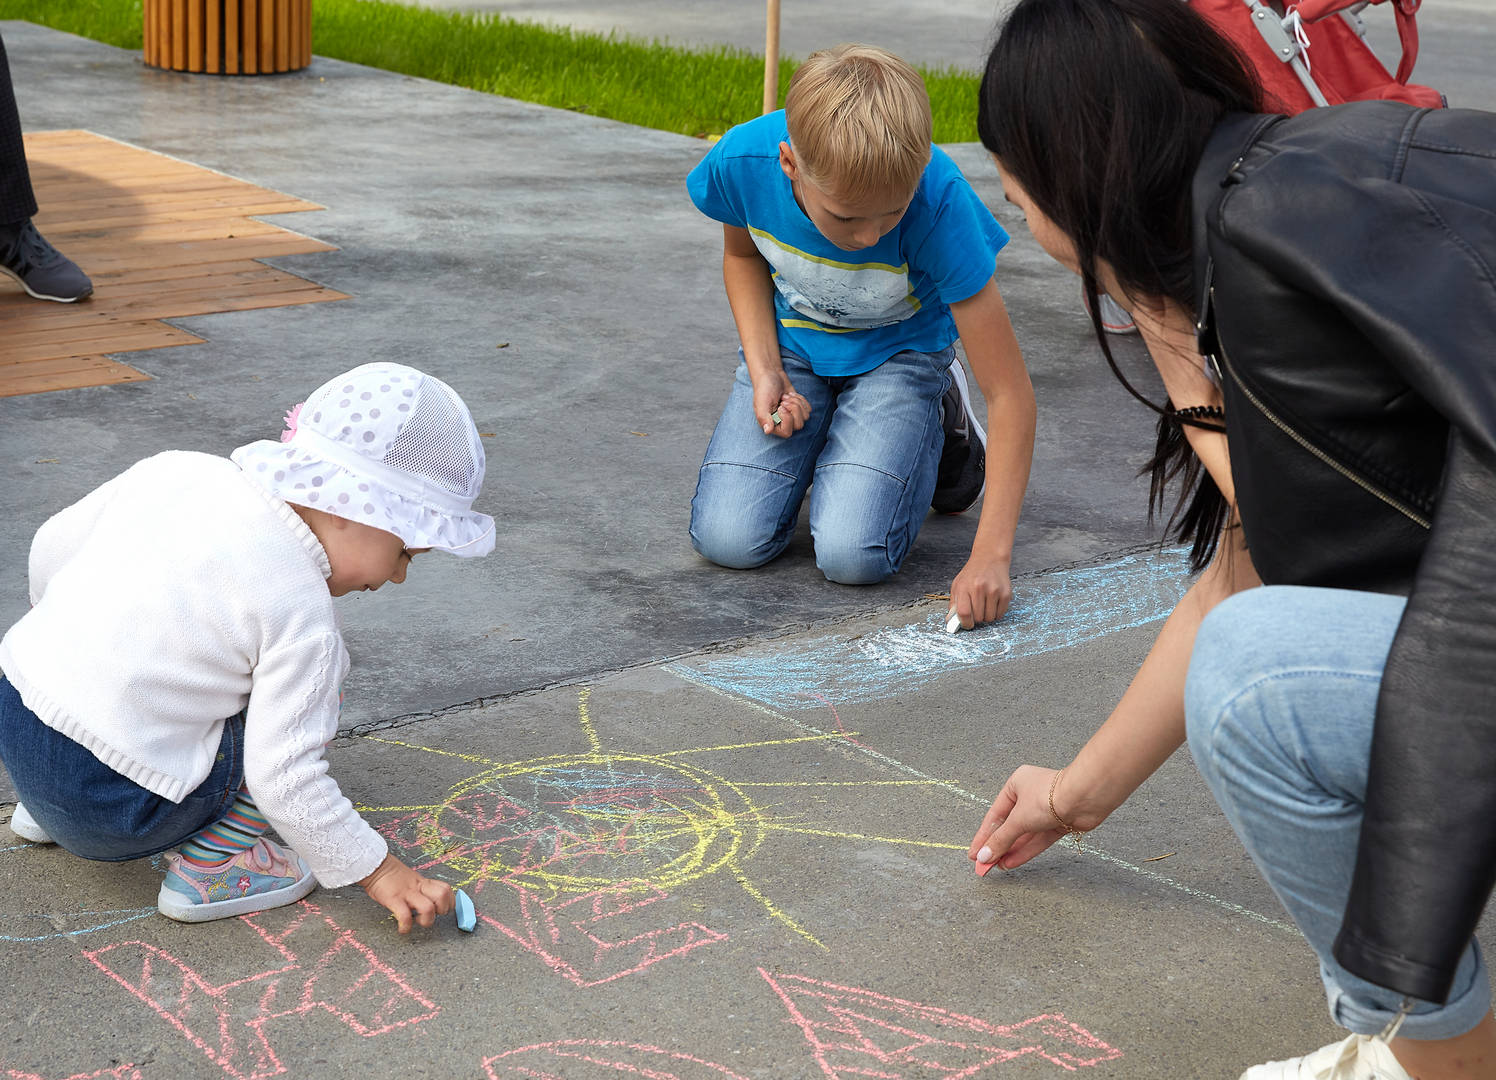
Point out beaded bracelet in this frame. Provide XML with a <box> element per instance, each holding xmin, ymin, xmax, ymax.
<box><xmin>1172</xmin><ymin>404</ymin><xmax>1225</xmax><ymax>422</ymax></box>
<box><xmin>1048</xmin><ymin>768</ymin><xmax>1085</xmax><ymax>851</ymax></box>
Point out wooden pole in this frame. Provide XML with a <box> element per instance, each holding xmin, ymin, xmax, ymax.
<box><xmin>763</xmin><ymin>0</ymin><xmax>780</xmax><ymax>113</ymax></box>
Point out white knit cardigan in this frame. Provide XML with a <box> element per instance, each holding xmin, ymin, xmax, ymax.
<box><xmin>0</xmin><ymin>451</ymin><xmax>388</xmax><ymax>887</ymax></box>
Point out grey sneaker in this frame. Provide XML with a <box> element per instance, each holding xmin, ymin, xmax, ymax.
<box><xmin>8</xmin><ymin>802</ymin><xmax>55</xmax><ymax>844</ymax></box>
<box><xmin>931</xmin><ymin>359</ymin><xmax>986</xmax><ymax>514</ymax></box>
<box><xmin>0</xmin><ymin>219</ymin><xmax>93</xmax><ymax>302</ymax></box>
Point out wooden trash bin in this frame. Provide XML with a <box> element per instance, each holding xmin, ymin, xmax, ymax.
<box><xmin>144</xmin><ymin>0</ymin><xmax>312</xmax><ymax>75</ymax></box>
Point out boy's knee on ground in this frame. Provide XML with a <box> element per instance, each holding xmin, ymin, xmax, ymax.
<box><xmin>689</xmin><ymin>510</ymin><xmax>784</xmax><ymax>570</ymax></box>
<box><xmin>813</xmin><ymin>528</ymin><xmax>895</xmax><ymax>585</ymax></box>
<box><xmin>690</xmin><ymin>459</ymin><xmax>804</xmax><ymax>570</ymax></box>
<box><xmin>807</xmin><ymin>477</ymin><xmax>914</xmax><ymax>585</ymax></box>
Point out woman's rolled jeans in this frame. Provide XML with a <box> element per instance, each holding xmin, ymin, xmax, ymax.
<box><xmin>1185</xmin><ymin>585</ymin><xmax>1489</xmax><ymax>1040</ymax></box>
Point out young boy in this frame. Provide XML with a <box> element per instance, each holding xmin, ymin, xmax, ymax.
<box><xmin>686</xmin><ymin>44</ymin><xmax>1035</xmax><ymax>628</ymax></box>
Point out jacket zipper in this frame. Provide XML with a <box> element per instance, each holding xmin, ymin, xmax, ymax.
<box><xmin>1210</xmin><ymin>294</ymin><xmax>1432</xmax><ymax>530</ymax></box>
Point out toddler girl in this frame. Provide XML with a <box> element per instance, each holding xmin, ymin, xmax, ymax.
<box><xmin>0</xmin><ymin>363</ymin><xmax>493</xmax><ymax>932</ymax></box>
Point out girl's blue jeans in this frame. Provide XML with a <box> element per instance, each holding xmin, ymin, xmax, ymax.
<box><xmin>0</xmin><ymin>674</ymin><xmax>245</xmax><ymax>861</ymax></box>
<box><xmin>1186</xmin><ymin>585</ymin><xmax>1490</xmax><ymax>1040</ymax></box>
<box><xmin>689</xmin><ymin>346</ymin><xmax>953</xmax><ymax>585</ymax></box>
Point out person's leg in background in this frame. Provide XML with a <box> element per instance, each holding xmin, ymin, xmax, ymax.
<box><xmin>1186</xmin><ymin>585</ymin><xmax>1495</xmax><ymax>1080</ymax></box>
<box><xmin>806</xmin><ymin>346</ymin><xmax>950</xmax><ymax>585</ymax></box>
<box><xmin>690</xmin><ymin>349</ymin><xmax>836</xmax><ymax>570</ymax></box>
<box><xmin>0</xmin><ymin>30</ymin><xmax>92</xmax><ymax>302</ymax></box>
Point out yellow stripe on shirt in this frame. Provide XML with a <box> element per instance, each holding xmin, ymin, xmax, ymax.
<box><xmin>749</xmin><ymin>227</ymin><xmax>908</xmax><ymax>275</ymax></box>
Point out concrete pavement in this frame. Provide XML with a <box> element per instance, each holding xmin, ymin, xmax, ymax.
<box><xmin>1</xmin><ymin>10</ymin><xmax>1494</xmax><ymax>1080</ymax></box>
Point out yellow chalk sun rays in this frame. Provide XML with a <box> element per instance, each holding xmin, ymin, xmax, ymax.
<box><xmin>355</xmin><ymin>687</ymin><xmax>963</xmax><ymax>949</ymax></box>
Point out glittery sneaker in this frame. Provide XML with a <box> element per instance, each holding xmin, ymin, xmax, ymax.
<box><xmin>0</xmin><ymin>218</ymin><xmax>93</xmax><ymax>302</ymax></box>
<box><xmin>931</xmin><ymin>358</ymin><xmax>987</xmax><ymax>514</ymax></box>
<box><xmin>8</xmin><ymin>802</ymin><xmax>54</xmax><ymax>843</ymax></box>
<box><xmin>1240</xmin><ymin>1032</ymin><xmax>1412</xmax><ymax>1080</ymax></box>
<box><xmin>158</xmin><ymin>837</ymin><xmax>316</xmax><ymax>922</ymax></box>
<box><xmin>1081</xmin><ymin>286</ymin><xmax>1137</xmax><ymax>335</ymax></box>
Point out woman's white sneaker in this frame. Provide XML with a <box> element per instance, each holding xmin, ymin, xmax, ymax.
<box><xmin>1240</xmin><ymin>1033</ymin><xmax>1411</xmax><ymax>1080</ymax></box>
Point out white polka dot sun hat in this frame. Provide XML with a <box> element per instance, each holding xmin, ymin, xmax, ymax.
<box><xmin>231</xmin><ymin>363</ymin><xmax>495</xmax><ymax>557</ymax></box>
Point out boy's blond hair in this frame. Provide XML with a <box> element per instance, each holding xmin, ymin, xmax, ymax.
<box><xmin>784</xmin><ymin>44</ymin><xmax>932</xmax><ymax>204</ymax></box>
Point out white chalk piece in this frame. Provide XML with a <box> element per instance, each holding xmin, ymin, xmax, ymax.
<box><xmin>455</xmin><ymin>888</ymin><xmax>476</xmax><ymax>932</ymax></box>
<box><xmin>771</xmin><ymin>409</ymin><xmax>783</xmax><ymax>426</ymax></box>
<box><xmin>945</xmin><ymin>610</ymin><xmax>962</xmax><ymax>634</ymax></box>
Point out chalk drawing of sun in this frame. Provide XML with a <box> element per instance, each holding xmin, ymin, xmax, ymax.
<box><xmin>405</xmin><ymin>751</ymin><xmax>760</xmax><ymax>894</ymax></box>
<box><xmin>355</xmin><ymin>683</ymin><xmax>958</xmax><ymax>979</ymax></box>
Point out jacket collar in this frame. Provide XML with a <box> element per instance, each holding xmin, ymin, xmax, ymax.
<box><xmin>1192</xmin><ymin>112</ymin><xmax>1285</xmax><ymax>363</ymax></box>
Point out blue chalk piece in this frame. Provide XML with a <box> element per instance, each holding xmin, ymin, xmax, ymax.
<box><xmin>455</xmin><ymin>888</ymin><xmax>476</xmax><ymax>933</ymax></box>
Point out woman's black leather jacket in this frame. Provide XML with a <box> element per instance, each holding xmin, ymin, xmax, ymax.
<box><xmin>1191</xmin><ymin>101</ymin><xmax>1496</xmax><ymax>1004</ymax></box>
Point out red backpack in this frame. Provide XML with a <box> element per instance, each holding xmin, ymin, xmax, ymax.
<box><xmin>1189</xmin><ymin>0</ymin><xmax>1444</xmax><ymax>114</ymax></box>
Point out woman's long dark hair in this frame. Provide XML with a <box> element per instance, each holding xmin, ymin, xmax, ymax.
<box><xmin>979</xmin><ymin>0</ymin><xmax>1262</xmax><ymax>569</ymax></box>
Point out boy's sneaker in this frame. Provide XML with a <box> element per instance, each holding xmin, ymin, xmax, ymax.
<box><xmin>0</xmin><ymin>219</ymin><xmax>94</xmax><ymax>302</ymax></box>
<box><xmin>158</xmin><ymin>837</ymin><xmax>316</xmax><ymax>922</ymax></box>
<box><xmin>8</xmin><ymin>803</ymin><xmax>54</xmax><ymax>844</ymax></box>
<box><xmin>1239</xmin><ymin>1032</ymin><xmax>1411</xmax><ymax>1080</ymax></box>
<box><xmin>931</xmin><ymin>359</ymin><xmax>986</xmax><ymax>514</ymax></box>
<box><xmin>1081</xmin><ymin>286</ymin><xmax>1137</xmax><ymax>335</ymax></box>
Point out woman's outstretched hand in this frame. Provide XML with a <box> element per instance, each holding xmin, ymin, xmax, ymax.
<box><xmin>968</xmin><ymin>764</ymin><xmax>1077</xmax><ymax>872</ymax></box>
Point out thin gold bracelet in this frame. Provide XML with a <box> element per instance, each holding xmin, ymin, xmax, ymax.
<box><xmin>1048</xmin><ymin>768</ymin><xmax>1084</xmax><ymax>851</ymax></box>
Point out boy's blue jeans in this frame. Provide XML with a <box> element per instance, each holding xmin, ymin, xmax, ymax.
<box><xmin>690</xmin><ymin>346</ymin><xmax>953</xmax><ymax>584</ymax></box>
<box><xmin>0</xmin><ymin>675</ymin><xmax>245</xmax><ymax>860</ymax></box>
<box><xmin>1186</xmin><ymin>585</ymin><xmax>1490</xmax><ymax>1041</ymax></box>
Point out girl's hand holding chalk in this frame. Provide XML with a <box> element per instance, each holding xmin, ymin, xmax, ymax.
<box><xmin>360</xmin><ymin>853</ymin><xmax>456</xmax><ymax>934</ymax></box>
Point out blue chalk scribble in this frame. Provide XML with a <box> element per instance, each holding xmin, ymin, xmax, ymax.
<box><xmin>666</xmin><ymin>548</ymin><xmax>1192</xmax><ymax>706</ymax></box>
<box><xmin>0</xmin><ymin>907</ymin><xmax>156</xmax><ymax>942</ymax></box>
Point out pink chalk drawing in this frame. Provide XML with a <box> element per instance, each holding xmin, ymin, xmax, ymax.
<box><xmin>759</xmin><ymin>969</ymin><xmax>1123</xmax><ymax>1076</ymax></box>
<box><xmin>483</xmin><ymin>1040</ymin><xmax>752</xmax><ymax>1079</ymax></box>
<box><xmin>4</xmin><ymin>1067</ymin><xmax>143</xmax><ymax>1080</ymax></box>
<box><xmin>475</xmin><ymin>879</ymin><xmax>727</xmax><ymax>988</ymax></box>
<box><xmin>80</xmin><ymin>901</ymin><xmax>439</xmax><ymax>1080</ymax></box>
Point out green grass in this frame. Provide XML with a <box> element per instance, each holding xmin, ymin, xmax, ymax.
<box><xmin>0</xmin><ymin>0</ymin><xmax>982</xmax><ymax>141</ymax></box>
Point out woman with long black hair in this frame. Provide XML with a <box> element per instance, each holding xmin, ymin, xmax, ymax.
<box><xmin>965</xmin><ymin>1</ymin><xmax>1496</xmax><ymax>1077</ymax></box>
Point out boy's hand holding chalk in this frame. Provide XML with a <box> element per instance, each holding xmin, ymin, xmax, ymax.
<box><xmin>945</xmin><ymin>560</ymin><xmax>1014</xmax><ymax>634</ymax></box>
<box><xmin>757</xmin><ymin>382</ymin><xmax>812</xmax><ymax>437</ymax></box>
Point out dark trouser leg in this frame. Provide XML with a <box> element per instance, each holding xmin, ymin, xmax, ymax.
<box><xmin>0</xmin><ymin>32</ymin><xmax>39</xmax><ymax>226</ymax></box>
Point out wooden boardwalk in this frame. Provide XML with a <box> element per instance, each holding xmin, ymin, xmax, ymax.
<box><xmin>0</xmin><ymin>130</ymin><xmax>349</xmax><ymax>398</ymax></box>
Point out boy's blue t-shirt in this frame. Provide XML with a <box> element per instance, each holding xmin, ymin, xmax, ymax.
<box><xmin>687</xmin><ymin>110</ymin><xmax>1010</xmax><ymax>378</ymax></box>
